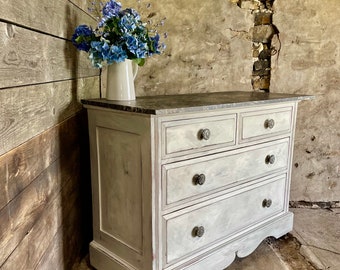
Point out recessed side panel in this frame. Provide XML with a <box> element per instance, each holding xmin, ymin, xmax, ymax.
<box><xmin>97</xmin><ymin>126</ymin><xmax>143</xmax><ymax>254</ymax></box>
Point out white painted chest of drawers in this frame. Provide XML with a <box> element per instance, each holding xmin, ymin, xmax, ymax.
<box><xmin>82</xmin><ymin>91</ymin><xmax>312</xmax><ymax>270</ymax></box>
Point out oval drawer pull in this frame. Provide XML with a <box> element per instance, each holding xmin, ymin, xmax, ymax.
<box><xmin>265</xmin><ymin>154</ymin><xmax>276</xmax><ymax>164</ymax></box>
<box><xmin>193</xmin><ymin>174</ymin><xmax>206</xmax><ymax>185</ymax></box>
<box><xmin>198</xmin><ymin>128</ymin><xmax>211</xmax><ymax>140</ymax></box>
<box><xmin>264</xmin><ymin>119</ymin><xmax>275</xmax><ymax>129</ymax></box>
<box><xmin>262</xmin><ymin>199</ymin><xmax>272</xmax><ymax>208</ymax></box>
<box><xmin>192</xmin><ymin>226</ymin><xmax>205</xmax><ymax>237</ymax></box>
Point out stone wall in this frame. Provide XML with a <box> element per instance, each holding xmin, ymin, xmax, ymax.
<box><xmin>131</xmin><ymin>0</ymin><xmax>340</xmax><ymax>204</ymax></box>
<box><xmin>271</xmin><ymin>0</ymin><xmax>340</xmax><ymax>203</ymax></box>
<box><xmin>128</xmin><ymin>0</ymin><xmax>254</xmax><ymax>95</ymax></box>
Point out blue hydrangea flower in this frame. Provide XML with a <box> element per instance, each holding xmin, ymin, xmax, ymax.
<box><xmin>120</xmin><ymin>8</ymin><xmax>141</xmax><ymax>20</ymax></box>
<box><xmin>99</xmin><ymin>0</ymin><xmax>122</xmax><ymax>27</ymax></box>
<box><xmin>119</xmin><ymin>14</ymin><xmax>137</xmax><ymax>33</ymax></box>
<box><xmin>72</xmin><ymin>0</ymin><xmax>166</xmax><ymax>67</ymax></box>
<box><xmin>108</xmin><ymin>46</ymin><xmax>127</xmax><ymax>63</ymax></box>
<box><xmin>71</xmin><ymin>25</ymin><xmax>93</xmax><ymax>52</ymax></box>
<box><xmin>102</xmin><ymin>0</ymin><xmax>121</xmax><ymax>18</ymax></box>
<box><xmin>149</xmin><ymin>34</ymin><xmax>161</xmax><ymax>54</ymax></box>
<box><xmin>90</xmin><ymin>41</ymin><xmax>104</xmax><ymax>52</ymax></box>
<box><xmin>125</xmin><ymin>34</ymin><xmax>148</xmax><ymax>58</ymax></box>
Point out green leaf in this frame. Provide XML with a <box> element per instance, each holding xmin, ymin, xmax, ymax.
<box><xmin>133</xmin><ymin>58</ymin><xmax>145</xmax><ymax>66</ymax></box>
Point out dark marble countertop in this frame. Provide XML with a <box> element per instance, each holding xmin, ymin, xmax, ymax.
<box><xmin>81</xmin><ymin>91</ymin><xmax>314</xmax><ymax>115</ymax></box>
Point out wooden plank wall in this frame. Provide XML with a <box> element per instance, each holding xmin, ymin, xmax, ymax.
<box><xmin>0</xmin><ymin>0</ymin><xmax>100</xmax><ymax>269</ymax></box>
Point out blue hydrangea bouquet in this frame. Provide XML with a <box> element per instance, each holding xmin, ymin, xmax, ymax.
<box><xmin>72</xmin><ymin>0</ymin><xmax>165</xmax><ymax>68</ymax></box>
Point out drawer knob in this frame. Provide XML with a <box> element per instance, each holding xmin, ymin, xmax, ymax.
<box><xmin>264</xmin><ymin>119</ymin><xmax>275</xmax><ymax>129</ymax></box>
<box><xmin>192</xmin><ymin>226</ymin><xmax>205</xmax><ymax>237</ymax></box>
<box><xmin>198</xmin><ymin>128</ymin><xmax>211</xmax><ymax>140</ymax></box>
<box><xmin>193</xmin><ymin>174</ymin><xmax>206</xmax><ymax>185</ymax></box>
<box><xmin>265</xmin><ymin>154</ymin><xmax>276</xmax><ymax>164</ymax></box>
<box><xmin>262</xmin><ymin>199</ymin><xmax>272</xmax><ymax>208</ymax></box>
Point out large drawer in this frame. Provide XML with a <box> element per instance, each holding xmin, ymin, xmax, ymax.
<box><xmin>163</xmin><ymin>175</ymin><xmax>286</xmax><ymax>265</ymax></box>
<box><xmin>162</xmin><ymin>138</ymin><xmax>290</xmax><ymax>208</ymax></box>
<box><xmin>239</xmin><ymin>106</ymin><xmax>293</xmax><ymax>142</ymax></box>
<box><xmin>161</xmin><ymin>114</ymin><xmax>236</xmax><ymax>158</ymax></box>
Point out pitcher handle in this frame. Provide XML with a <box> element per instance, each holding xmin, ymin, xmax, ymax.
<box><xmin>132</xmin><ymin>62</ymin><xmax>138</xmax><ymax>80</ymax></box>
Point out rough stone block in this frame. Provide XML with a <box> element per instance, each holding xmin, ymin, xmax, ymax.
<box><xmin>258</xmin><ymin>49</ymin><xmax>272</xmax><ymax>59</ymax></box>
<box><xmin>239</xmin><ymin>0</ymin><xmax>260</xmax><ymax>10</ymax></box>
<box><xmin>253</xmin><ymin>24</ymin><xmax>277</xmax><ymax>43</ymax></box>
<box><xmin>254</xmin><ymin>60</ymin><xmax>270</xmax><ymax>71</ymax></box>
<box><xmin>252</xmin><ymin>76</ymin><xmax>270</xmax><ymax>90</ymax></box>
<box><xmin>254</xmin><ymin>12</ymin><xmax>272</xmax><ymax>25</ymax></box>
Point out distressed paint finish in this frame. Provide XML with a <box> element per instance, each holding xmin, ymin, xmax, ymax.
<box><xmin>271</xmin><ymin>0</ymin><xmax>340</xmax><ymax>202</ymax></box>
<box><xmin>83</xmin><ymin>93</ymin><xmax>307</xmax><ymax>269</ymax></box>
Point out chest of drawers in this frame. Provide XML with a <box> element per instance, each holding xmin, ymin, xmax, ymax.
<box><xmin>82</xmin><ymin>91</ymin><xmax>312</xmax><ymax>270</ymax></box>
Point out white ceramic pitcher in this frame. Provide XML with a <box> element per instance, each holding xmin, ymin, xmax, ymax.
<box><xmin>106</xmin><ymin>59</ymin><xmax>138</xmax><ymax>101</ymax></box>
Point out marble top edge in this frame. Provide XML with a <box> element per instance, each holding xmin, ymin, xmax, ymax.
<box><xmin>82</xmin><ymin>91</ymin><xmax>314</xmax><ymax>115</ymax></box>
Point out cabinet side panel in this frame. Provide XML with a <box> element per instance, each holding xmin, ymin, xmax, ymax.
<box><xmin>87</xmin><ymin>109</ymin><xmax>154</xmax><ymax>270</ymax></box>
<box><xmin>97</xmin><ymin>127</ymin><xmax>143</xmax><ymax>253</ymax></box>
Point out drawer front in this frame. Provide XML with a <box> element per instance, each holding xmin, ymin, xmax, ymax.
<box><xmin>162</xmin><ymin>114</ymin><xmax>236</xmax><ymax>158</ymax></box>
<box><xmin>240</xmin><ymin>107</ymin><xmax>293</xmax><ymax>142</ymax></box>
<box><xmin>164</xmin><ymin>175</ymin><xmax>286</xmax><ymax>264</ymax></box>
<box><xmin>163</xmin><ymin>138</ymin><xmax>289</xmax><ymax>207</ymax></box>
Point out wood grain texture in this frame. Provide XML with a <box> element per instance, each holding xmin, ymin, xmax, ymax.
<box><xmin>0</xmin><ymin>0</ymin><xmax>96</xmax><ymax>39</ymax></box>
<box><xmin>0</xmin><ymin>76</ymin><xmax>99</xmax><ymax>156</ymax></box>
<box><xmin>0</xmin><ymin>110</ymin><xmax>89</xmax><ymax>211</ymax></box>
<box><xmin>70</xmin><ymin>0</ymin><xmax>94</xmax><ymax>16</ymax></box>
<box><xmin>0</xmin><ymin>157</ymin><xmax>81</xmax><ymax>270</ymax></box>
<box><xmin>0</xmin><ymin>22</ymin><xmax>99</xmax><ymax>89</ymax></box>
<box><xmin>0</xmin><ymin>1</ymin><xmax>98</xmax><ymax>269</ymax></box>
<box><xmin>0</xmin><ymin>145</ymin><xmax>81</xmax><ymax>267</ymax></box>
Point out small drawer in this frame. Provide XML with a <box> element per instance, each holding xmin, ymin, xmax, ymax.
<box><xmin>240</xmin><ymin>107</ymin><xmax>293</xmax><ymax>142</ymax></box>
<box><xmin>162</xmin><ymin>138</ymin><xmax>289</xmax><ymax>208</ymax></box>
<box><xmin>162</xmin><ymin>114</ymin><xmax>236</xmax><ymax>158</ymax></box>
<box><xmin>163</xmin><ymin>175</ymin><xmax>286</xmax><ymax>265</ymax></box>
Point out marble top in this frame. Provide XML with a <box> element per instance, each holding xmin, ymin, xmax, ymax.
<box><xmin>81</xmin><ymin>91</ymin><xmax>313</xmax><ymax>115</ymax></box>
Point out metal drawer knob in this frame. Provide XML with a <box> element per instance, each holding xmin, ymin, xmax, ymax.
<box><xmin>262</xmin><ymin>199</ymin><xmax>272</xmax><ymax>208</ymax></box>
<box><xmin>264</xmin><ymin>119</ymin><xmax>275</xmax><ymax>129</ymax></box>
<box><xmin>198</xmin><ymin>128</ymin><xmax>211</xmax><ymax>140</ymax></box>
<box><xmin>193</xmin><ymin>174</ymin><xmax>206</xmax><ymax>185</ymax></box>
<box><xmin>265</xmin><ymin>154</ymin><xmax>276</xmax><ymax>164</ymax></box>
<box><xmin>192</xmin><ymin>226</ymin><xmax>205</xmax><ymax>237</ymax></box>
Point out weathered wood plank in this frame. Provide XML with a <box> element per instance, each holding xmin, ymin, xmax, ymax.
<box><xmin>35</xmin><ymin>186</ymin><xmax>85</xmax><ymax>270</ymax></box>
<box><xmin>69</xmin><ymin>0</ymin><xmax>93</xmax><ymax>16</ymax></box>
<box><xmin>0</xmin><ymin>0</ymin><xmax>96</xmax><ymax>39</ymax></box>
<box><xmin>0</xmin><ymin>145</ymin><xmax>81</xmax><ymax>267</ymax></box>
<box><xmin>0</xmin><ymin>160</ymin><xmax>81</xmax><ymax>270</ymax></box>
<box><xmin>0</xmin><ymin>110</ymin><xmax>89</xmax><ymax>211</ymax></box>
<box><xmin>0</xmin><ymin>22</ymin><xmax>99</xmax><ymax>89</ymax></box>
<box><xmin>0</xmin><ymin>76</ymin><xmax>99</xmax><ymax>156</ymax></box>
